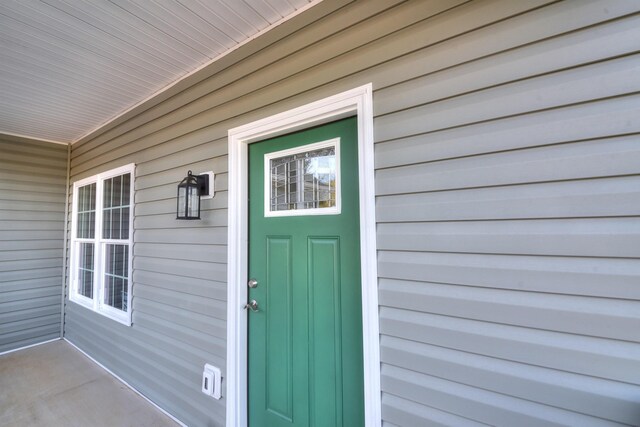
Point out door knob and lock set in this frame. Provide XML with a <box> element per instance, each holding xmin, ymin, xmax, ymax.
<box><xmin>244</xmin><ymin>278</ymin><xmax>259</xmax><ymax>312</ymax></box>
<box><xmin>244</xmin><ymin>299</ymin><xmax>259</xmax><ymax>312</ymax></box>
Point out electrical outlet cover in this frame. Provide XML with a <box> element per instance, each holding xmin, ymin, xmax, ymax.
<box><xmin>202</xmin><ymin>363</ymin><xmax>222</xmax><ymax>399</ymax></box>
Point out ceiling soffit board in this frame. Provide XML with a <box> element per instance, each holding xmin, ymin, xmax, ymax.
<box><xmin>0</xmin><ymin>0</ymin><xmax>320</xmax><ymax>145</ymax></box>
<box><xmin>74</xmin><ymin>0</ymin><xmax>354</xmax><ymax>148</ymax></box>
<box><xmin>74</xmin><ymin>0</ymin><xmax>355</xmax><ymax>147</ymax></box>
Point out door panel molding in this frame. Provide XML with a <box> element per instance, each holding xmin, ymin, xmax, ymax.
<box><xmin>227</xmin><ymin>84</ymin><xmax>380</xmax><ymax>427</ymax></box>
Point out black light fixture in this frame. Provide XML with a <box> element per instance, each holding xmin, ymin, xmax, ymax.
<box><xmin>177</xmin><ymin>170</ymin><xmax>209</xmax><ymax>220</ymax></box>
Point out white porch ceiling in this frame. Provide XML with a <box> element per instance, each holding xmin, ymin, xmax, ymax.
<box><xmin>0</xmin><ymin>0</ymin><xmax>317</xmax><ymax>144</ymax></box>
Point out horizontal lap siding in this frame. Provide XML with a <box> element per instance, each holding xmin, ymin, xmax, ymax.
<box><xmin>64</xmin><ymin>0</ymin><xmax>640</xmax><ymax>426</ymax></box>
<box><xmin>0</xmin><ymin>136</ymin><xmax>66</xmax><ymax>353</ymax></box>
<box><xmin>373</xmin><ymin>0</ymin><xmax>640</xmax><ymax>426</ymax></box>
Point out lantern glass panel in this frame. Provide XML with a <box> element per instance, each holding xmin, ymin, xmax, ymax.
<box><xmin>188</xmin><ymin>185</ymin><xmax>199</xmax><ymax>218</ymax></box>
<box><xmin>177</xmin><ymin>185</ymin><xmax>187</xmax><ymax>218</ymax></box>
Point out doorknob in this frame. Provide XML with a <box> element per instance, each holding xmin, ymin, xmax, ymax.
<box><xmin>248</xmin><ymin>278</ymin><xmax>258</xmax><ymax>288</ymax></box>
<box><xmin>244</xmin><ymin>299</ymin><xmax>259</xmax><ymax>312</ymax></box>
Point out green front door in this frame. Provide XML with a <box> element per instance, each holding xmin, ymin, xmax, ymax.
<box><xmin>248</xmin><ymin>117</ymin><xmax>364</xmax><ymax>427</ymax></box>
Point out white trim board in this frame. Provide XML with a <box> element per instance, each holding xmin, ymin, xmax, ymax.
<box><xmin>0</xmin><ymin>131</ymin><xmax>68</xmax><ymax>145</ymax></box>
<box><xmin>64</xmin><ymin>338</ymin><xmax>187</xmax><ymax>427</ymax></box>
<box><xmin>226</xmin><ymin>84</ymin><xmax>381</xmax><ymax>427</ymax></box>
<box><xmin>60</xmin><ymin>142</ymin><xmax>71</xmax><ymax>338</ymax></box>
<box><xmin>0</xmin><ymin>338</ymin><xmax>61</xmax><ymax>357</ymax></box>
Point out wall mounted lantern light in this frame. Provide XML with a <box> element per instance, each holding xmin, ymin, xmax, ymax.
<box><xmin>177</xmin><ymin>170</ymin><xmax>212</xmax><ymax>220</ymax></box>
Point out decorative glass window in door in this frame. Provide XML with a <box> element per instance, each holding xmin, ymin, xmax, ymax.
<box><xmin>264</xmin><ymin>138</ymin><xmax>340</xmax><ymax>216</ymax></box>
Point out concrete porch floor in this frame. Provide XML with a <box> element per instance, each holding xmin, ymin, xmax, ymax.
<box><xmin>0</xmin><ymin>340</ymin><xmax>180</xmax><ymax>427</ymax></box>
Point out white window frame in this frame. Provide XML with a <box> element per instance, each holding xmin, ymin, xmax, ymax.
<box><xmin>264</xmin><ymin>138</ymin><xmax>341</xmax><ymax>217</ymax></box>
<box><xmin>69</xmin><ymin>163</ymin><xmax>135</xmax><ymax>326</ymax></box>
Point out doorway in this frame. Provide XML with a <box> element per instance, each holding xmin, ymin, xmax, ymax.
<box><xmin>226</xmin><ymin>84</ymin><xmax>380</xmax><ymax>427</ymax></box>
<box><xmin>247</xmin><ymin>118</ymin><xmax>363</xmax><ymax>426</ymax></box>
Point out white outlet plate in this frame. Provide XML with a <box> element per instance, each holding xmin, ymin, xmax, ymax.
<box><xmin>202</xmin><ymin>363</ymin><xmax>222</xmax><ymax>399</ymax></box>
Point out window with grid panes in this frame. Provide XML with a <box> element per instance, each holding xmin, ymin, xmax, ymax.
<box><xmin>264</xmin><ymin>138</ymin><xmax>341</xmax><ymax>217</ymax></box>
<box><xmin>69</xmin><ymin>164</ymin><xmax>134</xmax><ymax>325</ymax></box>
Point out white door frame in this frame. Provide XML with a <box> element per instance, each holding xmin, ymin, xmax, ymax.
<box><xmin>226</xmin><ymin>84</ymin><xmax>381</xmax><ymax>427</ymax></box>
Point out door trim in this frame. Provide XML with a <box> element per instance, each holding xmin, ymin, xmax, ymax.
<box><xmin>226</xmin><ymin>84</ymin><xmax>380</xmax><ymax>427</ymax></box>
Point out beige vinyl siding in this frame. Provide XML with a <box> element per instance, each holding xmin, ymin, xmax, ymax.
<box><xmin>0</xmin><ymin>135</ymin><xmax>66</xmax><ymax>353</ymax></box>
<box><xmin>64</xmin><ymin>0</ymin><xmax>640</xmax><ymax>425</ymax></box>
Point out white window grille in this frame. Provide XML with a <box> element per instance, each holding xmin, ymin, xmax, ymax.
<box><xmin>69</xmin><ymin>164</ymin><xmax>134</xmax><ymax>325</ymax></box>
